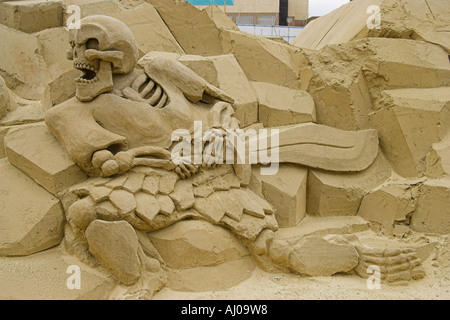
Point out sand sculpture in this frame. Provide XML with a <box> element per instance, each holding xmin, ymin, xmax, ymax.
<box><xmin>0</xmin><ymin>0</ymin><xmax>449</xmax><ymax>299</ymax></box>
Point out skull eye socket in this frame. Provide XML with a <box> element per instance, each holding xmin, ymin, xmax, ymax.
<box><xmin>86</xmin><ymin>38</ymin><xmax>99</xmax><ymax>50</ymax></box>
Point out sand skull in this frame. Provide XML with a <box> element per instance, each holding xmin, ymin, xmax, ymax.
<box><xmin>67</xmin><ymin>15</ymin><xmax>139</xmax><ymax>102</ymax></box>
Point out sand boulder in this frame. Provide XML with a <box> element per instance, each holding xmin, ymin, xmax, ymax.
<box><xmin>86</xmin><ymin>220</ymin><xmax>141</xmax><ymax>285</ymax></box>
<box><xmin>0</xmin><ymin>159</ymin><xmax>65</xmax><ymax>256</ymax></box>
<box><xmin>148</xmin><ymin>220</ymin><xmax>250</xmax><ymax>269</ymax></box>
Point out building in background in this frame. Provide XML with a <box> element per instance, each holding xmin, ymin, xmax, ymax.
<box><xmin>187</xmin><ymin>0</ymin><xmax>309</xmax><ymax>27</ymax></box>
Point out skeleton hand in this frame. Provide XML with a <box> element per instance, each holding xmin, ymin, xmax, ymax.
<box><xmin>122</xmin><ymin>74</ymin><xmax>168</xmax><ymax>108</ymax></box>
<box><xmin>202</xmin><ymin>128</ymin><xmax>227</xmax><ymax>169</ymax></box>
<box><xmin>174</xmin><ymin>162</ymin><xmax>200</xmax><ymax>179</ymax></box>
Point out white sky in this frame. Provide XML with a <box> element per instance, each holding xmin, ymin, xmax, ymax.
<box><xmin>309</xmin><ymin>0</ymin><xmax>350</xmax><ymax>17</ymax></box>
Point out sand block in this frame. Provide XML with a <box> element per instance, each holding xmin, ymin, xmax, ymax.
<box><xmin>311</xmin><ymin>72</ymin><xmax>373</xmax><ymax>131</ymax></box>
<box><xmin>307</xmin><ymin>151</ymin><xmax>392</xmax><ymax>216</ymax></box>
<box><xmin>149</xmin><ymin>0</ymin><xmax>307</xmax><ymax>88</ymax></box>
<box><xmin>358</xmin><ymin>185</ymin><xmax>418</xmax><ymax>235</ymax></box>
<box><xmin>289</xmin><ymin>236</ymin><xmax>359</xmax><ymax>276</ymax></box>
<box><xmin>35</xmin><ymin>27</ymin><xmax>73</xmax><ymax>80</ymax></box>
<box><xmin>86</xmin><ymin>220</ymin><xmax>141</xmax><ymax>285</ymax></box>
<box><xmin>0</xmin><ymin>247</ymin><xmax>115</xmax><ymax>300</ymax></box>
<box><xmin>0</xmin><ymin>159</ymin><xmax>65</xmax><ymax>256</ymax></box>
<box><xmin>179</xmin><ymin>54</ymin><xmax>258</xmax><ymax>127</ymax></box>
<box><xmin>41</xmin><ymin>69</ymin><xmax>78</xmax><ymax>111</ymax></box>
<box><xmin>107</xmin><ymin>2</ymin><xmax>184</xmax><ymax>55</ymax></box>
<box><xmin>148</xmin><ymin>220</ymin><xmax>250</xmax><ymax>269</ymax></box>
<box><xmin>371</xmin><ymin>87</ymin><xmax>450</xmax><ymax>177</ymax></box>
<box><xmin>4</xmin><ymin>124</ymin><xmax>87</xmax><ymax>195</ymax></box>
<box><xmin>203</xmin><ymin>4</ymin><xmax>239</xmax><ymax>31</ymax></box>
<box><xmin>370</xmin><ymin>39</ymin><xmax>450</xmax><ymax>90</ymax></box>
<box><xmin>254</xmin><ymin>165</ymin><xmax>308</xmax><ymax>228</ymax></box>
<box><xmin>147</xmin><ymin>0</ymin><xmax>227</xmax><ymax>56</ymax></box>
<box><xmin>166</xmin><ymin>257</ymin><xmax>255</xmax><ymax>292</ymax></box>
<box><xmin>0</xmin><ymin>25</ymin><xmax>49</xmax><ymax>100</ymax></box>
<box><xmin>0</xmin><ymin>76</ymin><xmax>9</xmax><ymax>119</ymax></box>
<box><xmin>411</xmin><ymin>179</ymin><xmax>450</xmax><ymax>234</ymax></box>
<box><xmin>274</xmin><ymin>216</ymin><xmax>370</xmax><ymax>244</ymax></box>
<box><xmin>0</xmin><ymin>101</ymin><xmax>45</xmax><ymax>126</ymax></box>
<box><xmin>292</xmin><ymin>0</ymin><xmax>380</xmax><ymax>49</ymax></box>
<box><xmin>0</xmin><ymin>126</ymin><xmax>10</xmax><ymax>158</ymax></box>
<box><xmin>426</xmin><ymin>133</ymin><xmax>450</xmax><ymax>178</ymax></box>
<box><xmin>34</xmin><ymin>28</ymin><xmax>74</xmax><ymax>110</ymax></box>
<box><xmin>307</xmin><ymin>39</ymin><xmax>450</xmax><ymax>132</ymax></box>
<box><xmin>0</xmin><ymin>0</ymin><xmax>63</xmax><ymax>34</ymax></box>
<box><xmin>220</xmin><ymin>29</ymin><xmax>307</xmax><ymax>89</ymax></box>
<box><xmin>252</xmin><ymin>82</ymin><xmax>316</xmax><ymax>127</ymax></box>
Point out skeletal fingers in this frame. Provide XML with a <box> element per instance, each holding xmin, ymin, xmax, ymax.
<box><xmin>355</xmin><ymin>245</ymin><xmax>425</xmax><ymax>282</ymax></box>
<box><xmin>175</xmin><ymin>162</ymin><xmax>199</xmax><ymax>179</ymax></box>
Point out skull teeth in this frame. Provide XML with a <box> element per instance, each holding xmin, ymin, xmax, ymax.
<box><xmin>75</xmin><ymin>76</ymin><xmax>100</xmax><ymax>84</ymax></box>
<box><xmin>74</xmin><ymin>62</ymin><xmax>98</xmax><ymax>72</ymax></box>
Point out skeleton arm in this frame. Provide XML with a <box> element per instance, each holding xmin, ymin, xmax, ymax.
<box><xmin>122</xmin><ymin>55</ymin><xmax>234</xmax><ymax>107</ymax></box>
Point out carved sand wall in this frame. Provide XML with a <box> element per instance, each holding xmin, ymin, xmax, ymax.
<box><xmin>0</xmin><ymin>0</ymin><xmax>448</xmax><ymax>300</ymax></box>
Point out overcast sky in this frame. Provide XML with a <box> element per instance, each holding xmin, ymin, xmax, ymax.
<box><xmin>309</xmin><ymin>0</ymin><xmax>350</xmax><ymax>17</ymax></box>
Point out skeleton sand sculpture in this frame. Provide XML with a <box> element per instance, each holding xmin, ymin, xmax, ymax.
<box><xmin>0</xmin><ymin>0</ymin><xmax>449</xmax><ymax>299</ymax></box>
